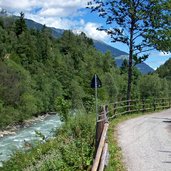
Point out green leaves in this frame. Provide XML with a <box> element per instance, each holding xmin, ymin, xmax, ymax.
<box><xmin>133</xmin><ymin>54</ymin><xmax>149</xmax><ymax>65</ymax></box>
<box><xmin>54</xmin><ymin>97</ymin><xmax>71</xmax><ymax>122</ymax></box>
<box><xmin>138</xmin><ymin>74</ymin><xmax>166</xmax><ymax>98</ymax></box>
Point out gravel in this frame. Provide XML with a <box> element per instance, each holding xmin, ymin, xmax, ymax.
<box><xmin>117</xmin><ymin>108</ymin><xmax>171</xmax><ymax>171</ymax></box>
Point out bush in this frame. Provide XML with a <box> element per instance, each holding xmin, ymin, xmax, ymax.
<box><xmin>54</xmin><ymin>97</ymin><xmax>71</xmax><ymax>122</ymax></box>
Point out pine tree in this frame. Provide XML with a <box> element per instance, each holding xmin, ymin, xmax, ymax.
<box><xmin>88</xmin><ymin>0</ymin><xmax>171</xmax><ymax>102</ymax></box>
<box><xmin>15</xmin><ymin>12</ymin><xmax>27</xmax><ymax>37</ymax></box>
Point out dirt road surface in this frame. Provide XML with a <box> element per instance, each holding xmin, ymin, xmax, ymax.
<box><xmin>117</xmin><ymin>108</ymin><xmax>171</xmax><ymax>171</ymax></box>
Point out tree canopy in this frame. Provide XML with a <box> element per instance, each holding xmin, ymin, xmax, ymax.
<box><xmin>88</xmin><ymin>0</ymin><xmax>171</xmax><ymax>101</ymax></box>
<box><xmin>0</xmin><ymin>13</ymin><xmax>170</xmax><ymax>128</ymax></box>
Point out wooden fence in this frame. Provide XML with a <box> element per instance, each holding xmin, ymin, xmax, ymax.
<box><xmin>91</xmin><ymin>97</ymin><xmax>171</xmax><ymax>171</ymax></box>
<box><xmin>109</xmin><ymin>98</ymin><xmax>171</xmax><ymax>119</ymax></box>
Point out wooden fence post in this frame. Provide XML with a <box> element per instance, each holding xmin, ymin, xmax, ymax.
<box><xmin>153</xmin><ymin>98</ymin><xmax>156</xmax><ymax>111</ymax></box>
<box><xmin>162</xmin><ymin>98</ymin><xmax>165</xmax><ymax>109</ymax></box>
<box><xmin>142</xmin><ymin>98</ymin><xmax>145</xmax><ymax>113</ymax></box>
<box><xmin>95</xmin><ymin>106</ymin><xmax>107</xmax><ymax>153</ymax></box>
<box><xmin>98</xmin><ymin>143</ymin><xmax>108</xmax><ymax>171</ymax></box>
<box><xmin>92</xmin><ymin>123</ymin><xmax>109</xmax><ymax>171</ymax></box>
<box><xmin>114</xmin><ymin>103</ymin><xmax>117</xmax><ymax>116</ymax></box>
<box><xmin>127</xmin><ymin>100</ymin><xmax>130</xmax><ymax>112</ymax></box>
<box><xmin>137</xmin><ymin>99</ymin><xmax>140</xmax><ymax>113</ymax></box>
<box><xmin>93</xmin><ymin>105</ymin><xmax>109</xmax><ymax>171</ymax></box>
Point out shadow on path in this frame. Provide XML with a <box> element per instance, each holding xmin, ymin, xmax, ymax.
<box><xmin>159</xmin><ymin>150</ymin><xmax>171</xmax><ymax>153</ymax></box>
<box><xmin>162</xmin><ymin>161</ymin><xmax>171</xmax><ymax>164</ymax></box>
<box><xmin>163</xmin><ymin>120</ymin><xmax>171</xmax><ymax>123</ymax></box>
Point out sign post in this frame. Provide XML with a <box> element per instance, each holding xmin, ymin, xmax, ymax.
<box><xmin>91</xmin><ymin>74</ymin><xmax>102</xmax><ymax>122</ymax></box>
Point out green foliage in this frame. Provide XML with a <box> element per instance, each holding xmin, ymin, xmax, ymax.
<box><xmin>54</xmin><ymin>97</ymin><xmax>71</xmax><ymax>122</ymax></box>
<box><xmin>19</xmin><ymin>93</ymin><xmax>38</xmax><ymax>116</ymax></box>
<box><xmin>0</xmin><ymin>13</ymin><xmax>169</xmax><ymax>129</ymax></box>
<box><xmin>156</xmin><ymin>58</ymin><xmax>171</xmax><ymax>97</ymax></box>
<box><xmin>138</xmin><ymin>74</ymin><xmax>169</xmax><ymax>98</ymax></box>
<box><xmin>103</xmin><ymin>72</ymin><xmax>118</xmax><ymax>102</ymax></box>
<box><xmin>0</xmin><ymin>100</ymin><xmax>3</xmax><ymax>112</ymax></box>
<box><xmin>0</xmin><ymin>18</ymin><xmax>121</xmax><ymax>128</ymax></box>
<box><xmin>156</xmin><ymin>58</ymin><xmax>171</xmax><ymax>79</ymax></box>
<box><xmin>69</xmin><ymin>79</ymin><xmax>85</xmax><ymax>109</ymax></box>
<box><xmin>133</xmin><ymin>54</ymin><xmax>149</xmax><ymax>66</ymax></box>
<box><xmin>15</xmin><ymin>12</ymin><xmax>27</xmax><ymax>36</ymax></box>
<box><xmin>35</xmin><ymin>130</ymin><xmax>46</xmax><ymax>141</ymax></box>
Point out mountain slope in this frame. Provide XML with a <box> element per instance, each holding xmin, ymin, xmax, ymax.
<box><xmin>25</xmin><ymin>19</ymin><xmax>64</xmax><ymax>38</ymax></box>
<box><xmin>93</xmin><ymin>39</ymin><xmax>128</xmax><ymax>57</ymax></box>
<box><xmin>25</xmin><ymin>18</ymin><xmax>154</xmax><ymax>74</ymax></box>
<box><xmin>135</xmin><ymin>62</ymin><xmax>154</xmax><ymax>74</ymax></box>
<box><xmin>25</xmin><ymin>19</ymin><xmax>44</xmax><ymax>30</ymax></box>
<box><xmin>93</xmin><ymin>39</ymin><xmax>154</xmax><ymax>74</ymax></box>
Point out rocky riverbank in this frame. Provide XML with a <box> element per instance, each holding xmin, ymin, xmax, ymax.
<box><xmin>0</xmin><ymin>113</ymin><xmax>56</xmax><ymax>138</ymax></box>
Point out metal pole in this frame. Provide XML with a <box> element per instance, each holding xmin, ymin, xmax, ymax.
<box><xmin>95</xmin><ymin>74</ymin><xmax>98</xmax><ymax>122</ymax></box>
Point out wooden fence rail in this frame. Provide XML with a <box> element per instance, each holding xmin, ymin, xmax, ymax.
<box><xmin>109</xmin><ymin>98</ymin><xmax>171</xmax><ymax>119</ymax></box>
<box><xmin>92</xmin><ymin>106</ymin><xmax>109</xmax><ymax>171</ymax></box>
<box><xmin>92</xmin><ymin>97</ymin><xmax>171</xmax><ymax>171</ymax></box>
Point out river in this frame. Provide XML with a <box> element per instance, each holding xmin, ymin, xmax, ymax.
<box><xmin>0</xmin><ymin>114</ymin><xmax>61</xmax><ymax>167</ymax></box>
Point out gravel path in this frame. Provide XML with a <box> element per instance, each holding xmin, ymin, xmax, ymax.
<box><xmin>117</xmin><ymin>108</ymin><xmax>171</xmax><ymax>171</ymax></box>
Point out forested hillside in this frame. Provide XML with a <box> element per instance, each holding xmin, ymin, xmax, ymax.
<box><xmin>156</xmin><ymin>58</ymin><xmax>171</xmax><ymax>80</ymax></box>
<box><xmin>0</xmin><ymin>14</ymin><xmax>170</xmax><ymax>129</ymax></box>
<box><xmin>0</xmin><ymin>14</ymin><xmax>123</xmax><ymax>128</ymax></box>
<box><xmin>156</xmin><ymin>58</ymin><xmax>171</xmax><ymax>96</ymax></box>
<box><xmin>25</xmin><ymin>18</ymin><xmax>154</xmax><ymax>74</ymax></box>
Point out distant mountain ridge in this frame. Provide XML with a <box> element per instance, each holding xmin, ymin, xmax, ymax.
<box><xmin>25</xmin><ymin>19</ymin><xmax>64</xmax><ymax>37</ymax></box>
<box><xmin>25</xmin><ymin>18</ymin><xmax>154</xmax><ymax>74</ymax></box>
<box><xmin>93</xmin><ymin>39</ymin><xmax>128</xmax><ymax>57</ymax></box>
<box><xmin>92</xmin><ymin>38</ymin><xmax>154</xmax><ymax>74</ymax></box>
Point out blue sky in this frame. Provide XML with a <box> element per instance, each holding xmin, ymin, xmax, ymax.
<box><xmin>0</xmin><ymin>0</ymin><xmax>170</xmax><ymax>69</ymax></box>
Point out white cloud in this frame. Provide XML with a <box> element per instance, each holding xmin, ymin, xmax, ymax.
<box><xmin>0</xmin><ymin>0</ymin><xmax>108</xmax><ymax>42</ymax></box>
<box><xmin>39</xmin><ymin>8</ymin><xmax>66</xmax><ymax>17</ymax></box>
<box><xmin>146</xmin><ymin>51</ymin><xmax>171</xmax><ymax>69</ymax></box>
<box><xmin>0</xmin><ymin>0</ymin><xmax>37</xmax><ymax>11</ymax></box>
<box><xmin>83</xmin><ymin>22</ymin><xmax>108</xmax><ymax>41</ymax></box>
<box><xmin>0</xmin><ymin>0</ymin><xmax>91</xmax><ymax>29</ymax></box>
<box><xmin>0</xmin><ymin>0</ymin><xmax>89</xmax><ymax>17</ymax></box>
<box><xmin>25</xmin><ymin>13</ymin><xmax>81</xmax><ymax>30</ymax></box>
<box><xmin>24</xmin><ymin>11</ymin><xmax>107</xmax><ymax>42</ymax></box>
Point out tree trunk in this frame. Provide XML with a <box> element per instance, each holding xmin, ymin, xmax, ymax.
<box><xmin>127</xmin><ymin>55</ymin><xmax>132</xmax><ymax>101</ymax></box>
<box><xmin>127</xmin><ymin>21</ymin><xmax>134</xmax><ymax>111</ymax></box>
<box><xmin>127</xmin><ymin>48</ymin><xmax>133</xmax><ymax>111</ymax></box>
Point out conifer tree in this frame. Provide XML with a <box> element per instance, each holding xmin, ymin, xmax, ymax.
<box><xmin>15</xmin><ymin>12</ymin><xmax>27</xmax><ymax>36</ymax></box>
